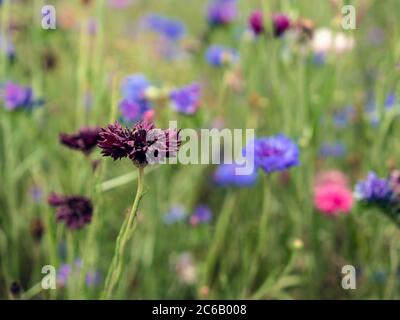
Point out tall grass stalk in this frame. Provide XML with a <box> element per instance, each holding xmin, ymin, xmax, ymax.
<box><xmin>101</xmin><ymin>167</ymin><xmax>145</xmax><ymax>299</ymax></box>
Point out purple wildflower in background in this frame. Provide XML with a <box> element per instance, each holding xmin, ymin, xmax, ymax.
<box><xmin>48</xmin><ymin>193</ymin><xmax>93</xmax><ymax>230</ymax></box>
<box><xmin>170</xmin><ymin>83</ymin><xmax>201</xmax><ymax>115</ymax></box>
<box><xmin>243</xmin><ymin>134</ymin><xmax>300</xmax><ymax>174</ymax></box>
<box><xmin>333</xmin><ymin>106</ymin><xmax>355</xmax><ymax>128</ymax></box>
<box><xmin>385</xmin><ymin>93</ymin><xmax>396</xmax><ymax>109</ymax></box>
<box><xmin>57</xmin><ymin>264</ymin><xmax>72</xmax><ymax>287</ymax></box>
<box><xmin>354</xmin><ymin>172</ymin><xmax>393</xmax><ymax>203</ymax></box>
<box><xmin>205</xmin><ymin>45</ymin><xmax>239</xmax><ymax>67</ymax></box>
<box><xmin>121</xmin><ymin>74</ymin><xmax>151</xmax><ymax>102</ymax></box>
<box><xmin>57</xmin><ymin>260</ymin><xmax>100</xmax><ymax>288</ymax></box>
<box><xmin>30</xmin><ymin>186</ymin><xmax>43</xmax><ymax>203</ymax></box>
<box><xmin>85</xmin><ymin>270</ymin><xmax>101</xmax><ymax>287</ymax></box>
<box><xmin>0</xmin><ymin>35</ymin><xmax>15</xmax><ymax>61</ymax></box>
<box><xmin>313</xmin><ymin>52</ymin><xmax>326</xmax><ymax>65</ymax></box>
<box><xmin>213</xmin><ymin>163</ymin><xmax>258</xmax><ymax>187</ymax></box>
<box><xmin>319</xmin><ymin>142</ymin><xmax>346</xmax><ymax>158</ymax></box>
<box><xmin>119</xmin><ymin>74</ymin><xmax>153</xmax><ymax>124</ymax></box>
<box><xmin>249</xmin><ymin>10</ymin><xmax>264</xmax><ymax>35</ymax></box>
<box><xmin>141</xmin><ymin>14</ymin><xmax>186</xmax><ymax>41</ymax></box>
<box><xmin>2</xmin><ymin>82</ymin><xmax>33</xmax><ymax>110</ymax></box>
<box><xmin>98</xmin><ymin>121</ymin><xmax>181</xmax><ymax>167</ymax></box>
<box><xmin>59</xmin><ymin>127</ymin><xmax>101</xmax><ymax>155</ymax></box>
<box><xmin>163</xmin><ymin>205</ymin><xmax>186</xmax><ymax>224</ymax></box>
<box><xmin>190</xmin><ymin>205</ymin><xmax>212</xmax><ymax>225</ymax></box>
<box><xmin>272</xmin><ymin>14</ymin><xmax>291</xmax><ymax>37</ymax></box>
<box><xmin>119</xmin><ymin>99</ymin><xmax>151</xmax><ymax>124</ymax></box>
<box><xmin>107</xmin><ymin>0</ymin><xmax>133</xmax><ymax>9</ymax></box>
<box><xmin>207</xmin><ymin>0</ymin><xmax>237</xmax><ymax>27</ymax></box>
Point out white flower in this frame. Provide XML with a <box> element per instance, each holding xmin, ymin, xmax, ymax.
<box><xmin>333</xmin><ymin>33</ymin><xmax>355</xmax><ymax>54</ymax></box>
<box><xmin>311</xmin><ymin>28</ymin><xmax>333</xmax><ymax>54</ymax></box>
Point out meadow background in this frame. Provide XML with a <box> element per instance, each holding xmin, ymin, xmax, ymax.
<box><xmin>1</xmin><ymin>0</ymin><xmax>400</xmax><ymax>299</ymax></box>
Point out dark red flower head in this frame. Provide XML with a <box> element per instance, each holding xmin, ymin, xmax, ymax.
<box><xmin>272</xmin><ymin>14</ymin><xmax>291</xmax><ymax>37</ymax></box>
<box><xmin>60</xmin><ymin>127</ymin><xmax>101</xmax><ymax>155</ymax></box>
<box><xmin>249</xmin><ymin>10</ymin><xmax>264</xmax><ymax>35</ymax></box>
<box><xmin>48</xmin><ymin>193</ymin><xmax>93</xmax><ymax>230</ymax></box>
<box><xmin>98</xmin><ymin>121</ymin><xmax>181</xmax><ymax>167</ymax></box>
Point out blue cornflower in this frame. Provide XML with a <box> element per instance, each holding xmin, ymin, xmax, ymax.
<box><xmin>85</xmin><ymin>271</ymin><xmax>101</xmax><ymax>287</ymax></box>
<box><xmin>333</xmin><ymin>106</ymin><xmax>355</xmax><ymax>128</ymax></box>
<box><xmin>207</xmin><ymin>0</ymin><xmax>237</xmax><ymax>27</ymax></box>
<box><xmin>142</xmin><ymin>14</ymin><xmax>185</xmax><ymax>41</ymax></box>
<box><xmin>119</xmin><ymin>99</ymin><xmax>151</xmax><ymax>123</ymax></box>
<box><xmin>354</xmin><ymin>172</ymin><xmax>392</xmax><ymax>203</ymax></box>
<box><xmin>313</xmin><ymin>52</ymin><xmax>325</xmax><ymax>65</ymax></box>
<box><xmin>213</xmin><ymin>163</ymin><xmax>258</xmax><ymax>187</ymax></box>
<box><xmin>205</xmin><ymin>45</ymin><xmax>239</xmax><ymax>67</ymax></box>
<box><xmin>30</xmin><ymin>186</ymin><xmax>43</xmax><ymax>203</ymax></box>
<box><xmin>163</xmin><ymin>205</ymin><xmax>186</xmax><ymax>225</ymax></box>
<box><xmin>57</xmin><ymin>264</ymin><xmax>72</xmax><ymax>287</ymax></box>
<box><xmin>57</xmin><ymin>260</ymin><xmax>100</xmax><ymax>288</ymax></box>
<box><xmin>119</xmin><ymin>74</ymin><xmax>153</xmax><ymax>123</ymax></box>
<box><xmin>170</xmin><ymin>83</ymin><xmax>201</xmax><ymax>115</ymax></box>
<box><xmin>384</xmin><ymin>92</ymin><xmax>396</xmax><ymax>109</ymax></box>
<box><xmin>190</xmin><ymin>205</ymin><xmax>212</xmax><ymax>225</ymax></box>
<box><xmin>1</xmin><ymin>82</ymin><xmax>43</xmax><ymax>111</ymax></box>
<box><xmin>121</xmin><ymin>74</ymin><xmax>151</xmax><ymax>102</ymax></box>
<box><xmin>319</xmin><ymin>142</ymin><xmax>346</xmax><ymax>158</ymax></box>
<box><xmin>243</xmin><ymin>134</ymin><xmax>300</xmax><ymax>174</ymax></box>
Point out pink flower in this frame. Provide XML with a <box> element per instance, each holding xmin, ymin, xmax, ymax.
<box><xmin>313</xmin><ymin>170</ymin><xmax>353</xmax><ymax>216</ymax></box>
<box><xmin>314</xmin><ymin>170</ymin><xmax>348</xmax><ymax>188</ymax></box>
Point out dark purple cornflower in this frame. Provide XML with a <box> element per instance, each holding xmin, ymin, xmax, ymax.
<box><xmin>48</xmin><ymin>193</ymin><xmax>93</xmax><ymax>230</ymax></box>
<box><xmin>207</xmin><ymin>0</ymin><xmax>237</xmax><ymax>27</ymax></box>
<box><xmin>213</xmin><ymin>163</ymin><xmax>258</xmax><ymax>187</ymax></box>
<box><xmin>59</xmin><ymin>127</ymin><xmax>101</xmax><ymax>155</ymax></box>
<box><xmin>249</xmin><ymin>10</ymin><xmax>264</xmax><ymax>35</ymax></box>
<box><xmin>9</xmin><ymin>281</ymin><xmax>22</xmax><ymax>298</ymax></box>
<box><xmin>243</xmin><ymin>134</ymin><xmax>300</xmax><ymax>174</ymax></box>
<box><xmin>170</xmin><ymin>83</ymin><xmax>201</xmax><ymax>115</ymax></box>
<box><xmin>354</xmin><ymin>172</ymin><xmax>392</xmax><ymax>203</ymax></box>
<box><xmin>30</xmin><ymin>218</ymin><xmax>45</xmax><ymax>243</ymax></box>
<box><xmin>97</xmin><ymin>122</ymin><xmax>134</xmax><ymax>161</ymax></box>
<box><xmin>98</xmin><ymin>121</ymin><xmax>181</xmax><ymax>167</ymax></box>
<box><xmin>272</xmin><ymin>14</ymin><xmax>291</xmax><ymax>37</ymax></box>
<box><xmin>190</xmin><ymin>205</ymin><xmax>213</xmax><ymax>225</ymax></box>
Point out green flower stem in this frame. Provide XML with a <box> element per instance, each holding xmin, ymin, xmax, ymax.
<box><xmin>247</xmin><ymin>176</ymin><xmax>270</xmax><ymax>288</ymax></box>
<box><xmin>102</xmin><ymin>167</ymin><xmax>145</xmax><ymax>299</ymax></box>
<box><xmin>205</xmin><ymin>193</ymin><xmax>236</xmax><ymax>287</ymax></box>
